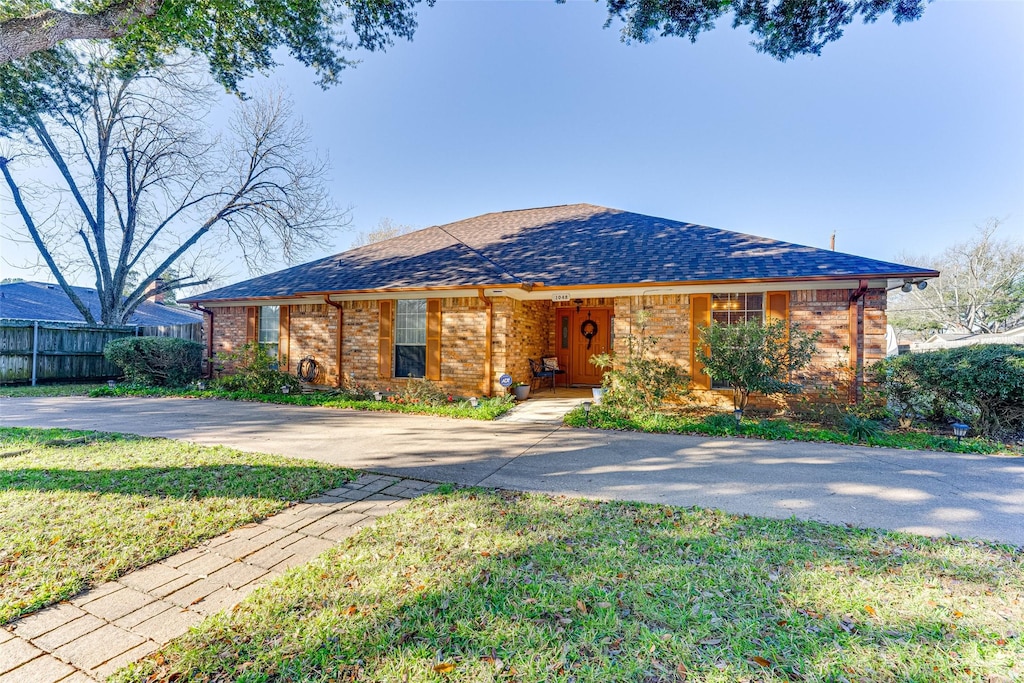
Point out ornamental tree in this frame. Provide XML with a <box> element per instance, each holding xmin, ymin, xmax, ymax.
<box><xmin>697</xmin><ymin>318</ymin><xmax>820</xmax><ymax>411</ymax></box>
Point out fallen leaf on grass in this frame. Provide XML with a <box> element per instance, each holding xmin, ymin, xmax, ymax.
<box><xmin>433</xmin><ymin>662</ymin><xmax>456</xmax><ymax>673</ymax></box>
<box><xmin>699</xmin><ymin>638</ymin><xmax>722</xmax><ymax>646</ymax></box>
<box><xmin>750</xmin><ymin>656</ymin><xmax>771</xmax><ymax>667</ymax></box>
<box><xmin>864</xmin><ymin>605</ymin><xmax>877</xmax><ymax>616</ymax></box>
<box><xmin>577</xmin><ymin>599</ymin><xmax>588</xmax><ymax>614</ymax></box>
<box><xmin>344</xmin><ymin>605</ymin><xmax>358</xmax><ymax>616</ymax></box>
<box><xmin>676</xmin><ymin>663</ymin><xmax>688</xmax><ymax>680</ymax></box>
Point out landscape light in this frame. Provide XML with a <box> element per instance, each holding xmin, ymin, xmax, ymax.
<box><xmin>280</xmin><ymin>385</ymin><xmax>290</xmax><ymax>394</ymax></box>
<box><xmin>952</xmin><ymin>422</ymin><xmax>969</xmax><ymax>443</ymax></box>
<box><xmin>469</xmin><ymin>396</ymin><xmax>479</xmax><ymax>408</ymax></box>
<box><xmin>582</xmin><ymin>401</ymin><xmax>592</xmax><ymax>425</ymax></box>
<box><xmin>734</xmin><ymin>408</ymin><xmax>743</xmax><ymax>426</ymax></box>
<box><xmin>373</xmin><ymin>391</ymin><xmax>383</xmax><ymax>401</ymax></box>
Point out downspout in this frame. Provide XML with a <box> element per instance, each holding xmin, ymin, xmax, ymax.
<box><xmin>478</xmin><ymin>288</ymin><xmax>493</xmax><ymax>397</ymax></box>
<box><xmin>190</xmin><ymin>303</ymin><xmax>215</xmax><ymax>379</ymax></box>
<box><xmin>848</xmin><ymin>280</ymin><xmax>869</xmax><ymax>404</ymax></box>
<box><xmin>324</xmin><ymin>296</ymin><xmax>344</xmax><ymax>388</ymax></box>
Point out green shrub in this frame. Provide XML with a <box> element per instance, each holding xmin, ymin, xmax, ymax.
<box><xmin>697</xmin><ymin>318</ymin><xmax>820</xmax><ymax>411</ymax></box>
<box><xmin>215</xmin><ymin>342</ymin><xmax>301</xmax><ymax>394</ymax></box>
<box><xmin>391</xmin><ymin>378</ymin><xmax>451</xmax><ymax>406</ymax></box>
<box><xmin>754</xmin><ymin>418</ymin><xmax>797</xmax><ymax>440</ymax></box>
<box><xmin>104</xmin><ymin>337</ymin><xmax>203</xmax><ymax>387</ymax></box>
<box><xmin>702</xmin><ymin>413</ymin><xmax>739</xmax><ymax>435</ymax></box>
<box><xmin>844</xmin><ymin>414</ymin><xmax>883</xmax><ymax>441</ymax></box>
<box><xmin>590</xmin><ymin>311</ymin><xmax>689</xmax><ymax>416</ymax></box>
<box><xmin>878</xmin><ymin>346</ymin><xmax>1024</xmax><ymax>438</ymax></box>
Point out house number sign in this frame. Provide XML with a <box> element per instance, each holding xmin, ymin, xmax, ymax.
<box><xmin>551</xmin><ymin>293</ymin><xmax>571</xmax><ymax>302</ymax></box>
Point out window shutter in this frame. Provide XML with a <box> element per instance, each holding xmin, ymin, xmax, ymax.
<box><xmin>426</xmin><ymin>299</ymin><xmax>441</xmax><ymax>381</ymax></box>
<box><xmin>378</xmin><ymin>300</ymin><xmax>393</xmax><ymax>378</ymax></box>
<box><xmin>245</xmin><ymin>306</ymin><xmax>257</xmax><ymax>343</ymax></box>
<box><xmin>766</xmin><ymin>291</ymin><xmax>789</xmax><ymax>324</ymax></box>
<box><xmin>690</xmin><ymin>294</ymin><xmax>711</xmax><ymax>390</ymax></box>
<box><xmin>279</xmin><ymin>306</ymin><xmax>290</xmax><ymax>367</ymax></box>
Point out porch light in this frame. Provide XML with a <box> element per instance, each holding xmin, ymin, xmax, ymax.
<box><xmin>901</xmin><ymin>281</ymin><xmax>913</xmax><ymax>293</ymax></box>
<box><xmin>733</xmin><ymin>408</ymin><xmax>743</xmax><ymax>426</ymax></box>
<box><xmin>951</xmin><ymin>422</ymin><xmax>969</xmax><ymax>442</ymax></box>
<box><xmin>582</xmin><ymin>401</ymin><xmax>592</xmax><ymax>425</ymax></box>
<box><xmin>280</xmin><ymin>385</ymin><xmax>290</xmax><ymax>394</ymax></box>
<box><xmin>469</xmin><ymin>396</ymin><xmax>479</xmax><ymax>408</ymax></box>
<box><xmin>917</xmin><ymin>280</ymin><xmax>928</xmax><ymax>290</ymax></box>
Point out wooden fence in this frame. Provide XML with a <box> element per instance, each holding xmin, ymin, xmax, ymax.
<box><xmin>0</xmin><ymin>319</ymin><xmax>204</xmax><ymax>385</ymax></box>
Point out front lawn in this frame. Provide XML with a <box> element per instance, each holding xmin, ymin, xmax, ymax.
<box><xmin>115</xmin><ymin>489</ymin><xmax>1022</xmax><ymax>682</ymax></box>
<box><xmin>0</xmin><ymin>382</ymin><xmax>105</xmax><ymax>398</ymax></box>
<box><xmin>564</xmin><ymin>406</ymin><xmax>1019</xmax><ymax>456</ymax></box>
<box><xmin>0</xmin><ymin>427</ymin><xmax>354</xmax><ymax>623</ymax></box>
<box><xmin>88</xmin><ymin>385</ymin><xmax>516</xmax><ymax>420</ymax></box>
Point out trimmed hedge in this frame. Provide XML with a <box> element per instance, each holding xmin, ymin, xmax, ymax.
<box><xmin>104</xmin><ymin>337</ymin><xmax>203</xmax><ymax>387</ymax></box>
<box><xmin>875</xmin><ymin>345</ymin><xmax>1024</xmax><ymax>438</ymax></box>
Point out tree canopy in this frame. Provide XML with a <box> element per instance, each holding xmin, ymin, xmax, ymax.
<box><xmin>889</xmin><ymin>220</ymin><xmax>1024</xmax><ymax>335</ymax></box>
<box><xmin>2</xmin><ymin>0</ymin><xmax>929</xmax><ymax>92</ymax></box>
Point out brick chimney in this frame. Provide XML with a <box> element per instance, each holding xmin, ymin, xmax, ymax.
<box><xmin>145</xmin><ymin>278</ymin><xmax>165</xmax><ymax>304</ymax></box>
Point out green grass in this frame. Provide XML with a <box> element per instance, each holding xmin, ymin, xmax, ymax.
<box><xmin>0</xmin><ymin>427</ymin><xmax>355</xmax><ymax>624</ymax></box>
<box><xmin>113</xmin><ymin>489</ymin><xmax>1022</xmax><ymax>682</ymax></box>
<box><xmin>83</xmin><ymin>385</ymin><xmax>516</xmax><ymax>420</ymax></box>
<box><xmin>564</xmin><ymin>406</ymin><xmax>1020</xmax><ymax>455</ymax></box>
<box><xmin>0</xmin><ymin>382</ymin><xmax>105</xmax><ymax>397</ymax></box>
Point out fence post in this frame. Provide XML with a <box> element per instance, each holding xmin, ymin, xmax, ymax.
<box><xmin>31</xmin><ymin>321</ymin><xmax>39</xmax><ymax>386</ymax></box>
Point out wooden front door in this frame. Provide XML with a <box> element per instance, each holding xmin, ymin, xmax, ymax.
<box><xmin>556</xmin><ymin>307</ymin><xmax>611</xmax><ymax>386</ymax></box>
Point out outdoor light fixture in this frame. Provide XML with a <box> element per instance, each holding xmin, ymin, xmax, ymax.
<box><xmin>582</xmin><ymin>401</ymin><xmax>592</xmax><ymax>425</ymax></box>
<box><xmin>952</xmin><ymin>422</ymin><xmax>969</xmax><ymax>442</ymax></box>
<box><xmin>196</xmin><ymin>381</ymin><xmax>206</xmax><ymax>391</ymax></box>
<box><xmin>280</xmin><ymin>385</ymin><xmax>290</xmax><ymax>394</ymax></box>
<box><xmin>733</xmin><ymin>408</ymin><xmax>743</xmax><ymax>426</ymax></box>
<box><xmin>107</xmin><ymin>380</ymin><xmax>116</xmax><ymax>388</ymax></box>
<box><xmin>469</xmin><ymin>396</ymin><xmax>479</xmax><ymax>408</ymax></box>
<box><xmin>900</xmin><ymin>279</ymin><xmax>929</xmax><ymax>293</ymax></box>
<box><xmin>373</xmin><ymin>391</ymin><xmax>383</xmax><ymax>401</ymax></box>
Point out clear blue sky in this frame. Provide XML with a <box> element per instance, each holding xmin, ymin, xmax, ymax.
<box><xmin>4</xmin><ymin>0</ymin><xmax>1023</xmax><ymax>287</ymax></box>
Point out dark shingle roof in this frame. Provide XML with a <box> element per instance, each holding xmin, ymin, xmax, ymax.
<box><xmin>0</xmin><ymin>281</ymin><xmax>203</xmax><ymax>326</ymax></box>
<box><xmin>185</xmin><ymin>204</ymin><xmax>938</xmax><ymax>303</ymax></box>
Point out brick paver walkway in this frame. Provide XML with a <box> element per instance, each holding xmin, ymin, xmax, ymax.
<box><xmin>0</xmin><ymin>474</ymin><xmax>437</xmax><ymax>682</ymax></box>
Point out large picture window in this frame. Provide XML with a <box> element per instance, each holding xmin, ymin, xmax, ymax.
<box><xmin>394</xmin><ymin>299</ymin><xmax>426</xmax><ymax>378</ymax></box>
<box><xmin>258</xmin><ymin>305</ymin><xmax>280</xmax><ymax>360</ymax></box>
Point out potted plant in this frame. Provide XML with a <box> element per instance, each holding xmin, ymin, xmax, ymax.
<box><xmin>511</xmin><ymin>382</ymin><xmax>531</xmax><ymax>401</ymax></box>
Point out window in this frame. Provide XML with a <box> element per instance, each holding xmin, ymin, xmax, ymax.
<box><xmin>711</xmin><ymin>292</ymin><xmax>764</xmax><ymax>325</ymax></box>
<box><xmin>709</xmin><ymin>293</ymin><xmax>764</xmax><ymax>389</ymax></box>
<box><xmin>258</xmin><ymin>305</ymin><xmax>280</xmax><ymax>360</ymax></box>
<box><xmin>394</xmin><ymin>299</ymin><xmax>426</xmax><ymax>377</ymax></box>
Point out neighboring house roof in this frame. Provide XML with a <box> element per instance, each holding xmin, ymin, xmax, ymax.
<box><xmin>0</xmin><ymin>281</ymin><xmax>203</xmax><ymax>326</ymax></box>
<box><xmin>914</xmin><ymin>326</ymin><xmax>1024</xmax><ymax>350</ymax></box>
<box><xmin>184</xmin><ymin>204</ymin><xmax>938</xmax><ymax>303</ymax></box>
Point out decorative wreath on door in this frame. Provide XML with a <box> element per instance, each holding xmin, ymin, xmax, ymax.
<box><xmin>580</xmin><ymin>319</ymin><xmax>599</xmax><ymax>349</ymax></box>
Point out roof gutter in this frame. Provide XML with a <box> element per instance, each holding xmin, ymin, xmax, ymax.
<box><xmin>848</xmin><ymin>280</ymin><xmax>870</xmax><ymax>404</ymax></box>
<box><xmin>323</xmin><ymin>296</ymin><xmax>344</xmax><ymax>388</ymax></box>
<box><xmin>190</xmin><ymin>303</ymin><xmax>215</xmax><ymax>379</ymax></box>
<box><xmin>477</xmin><ymin>288</ymin><xmax>493</xmax><ymax>397</ymax></box>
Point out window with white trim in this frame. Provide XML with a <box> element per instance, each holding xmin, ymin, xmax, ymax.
<box><xmin>258</xmin><ymin>305</ymin><xmax>280</xmax><ymax>360</ymax></box>
<box><xmin>394</xmin><ymin>299</ymin><xmax>426</xmax><ymax>378</ymax></box>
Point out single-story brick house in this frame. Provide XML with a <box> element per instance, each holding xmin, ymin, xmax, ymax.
<box><xmin>182</xmin><ymin>204</ymin><xmax>937</xmax><ymax>405</ymax></box>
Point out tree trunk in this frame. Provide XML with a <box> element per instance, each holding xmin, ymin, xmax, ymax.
<box><xmin>0</xmin><ymin>0</ymin><xmax>162</xmax><ymax>64</ymax></box>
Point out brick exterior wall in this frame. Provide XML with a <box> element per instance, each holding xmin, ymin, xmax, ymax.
<box><xmin>491</xmin><ymin>298</ymin><xmax>555</xmax><ymax>394</ymax></box>
<box><xmin>286</xmin><ymin>304</ymin><xmax>340</xmax><ymax>386</ymax></box>
<box><xmin>208</xmin><ymin>286</ymin><xmax>887</xmax><ymax>406</ymax></box>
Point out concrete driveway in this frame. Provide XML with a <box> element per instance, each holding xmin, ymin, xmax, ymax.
<box><xmin>2</xmin><ymin>397</ymin><xmax>1022</xmax><ymax>545</ymax></box>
